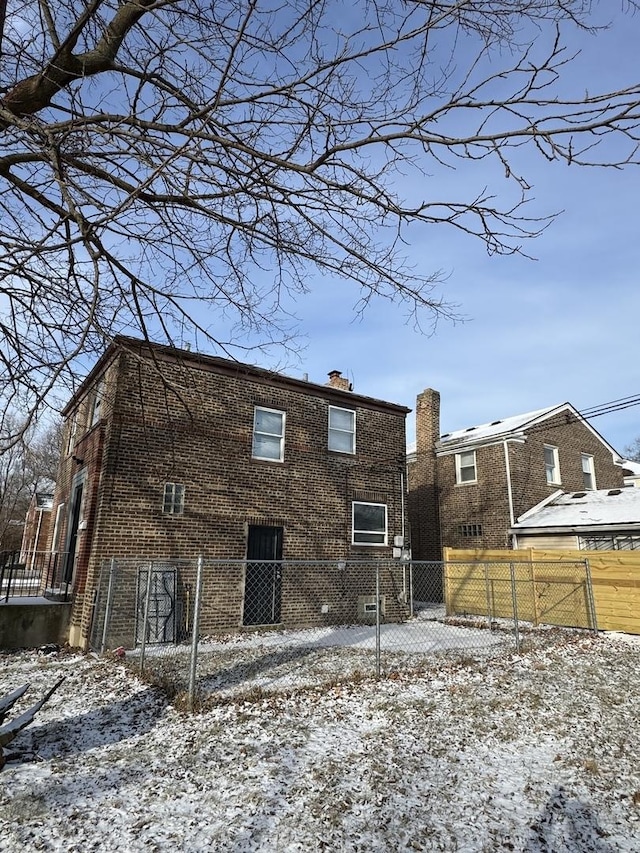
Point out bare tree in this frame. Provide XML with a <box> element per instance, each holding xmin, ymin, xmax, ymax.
<box><xmin>1</xmin><ymin>1</ymin><xmax>639</xmax><ymax>443</ymax></box>
<box><xmin>0</xmin><ymin>417</ymin><xmax>61</xmax><ymax>550</ymax></box>
<box><xmin>624</xmin><ymin>437</ymin><xmax>640</xmax><ymax>462</ymax></box>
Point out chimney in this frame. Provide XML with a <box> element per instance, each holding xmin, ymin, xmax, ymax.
<box><xmin>327</xmin><ymin>370</ymin><xmax>352</xmax><ymax>391</ymax></box>
<box><xmin>416</xmin><ymin>388</ymin><xmax>441</xmax><ymax>452</ymax></box>
<box><xmin>407</xmin><ymin>388</ymin><xmax>442</xmax><ymax>562</ymax></box>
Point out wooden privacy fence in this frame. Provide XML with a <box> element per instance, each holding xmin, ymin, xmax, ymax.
<box><xmin>443</xmin><ymin>548</ymin><xmax>640</xmax><ymax>635</ymax></box>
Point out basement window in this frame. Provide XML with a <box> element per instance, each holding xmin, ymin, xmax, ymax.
<box><xmin>459</xmin><ymin>523</ymin><xmax>483</xmax><ymax>538</ymax></box>
<box><xmin>163</xmin><ymin>483</ymin><xmax>185</xmax><ymax>515</ymax></box>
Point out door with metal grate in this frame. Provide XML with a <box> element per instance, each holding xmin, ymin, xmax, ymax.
<box><xmin>243</xmin><ymin>525</ymin><xmax>283</xmax><ymax>626</ymax></box>
<box><xmin>136</xmin><ymin>565</ymin><xmax>177</xmax><ymax>644</ymax></box>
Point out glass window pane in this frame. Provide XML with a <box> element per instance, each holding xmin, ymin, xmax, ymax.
<box><xmin>354</xmin><ymin>503</ymin><xmax>385</xmax><ymax>531</ymax></box>
<box><xmin>329</xmin><ymin>430</ymin><xmax>354</xmax><ymax>453</ymax></box>
<box><xmin>330</xmin><ymin>408</ymin><xmax>354</xmax><ymax>431</ymax></box>
<box><xmin>253</xmin><ymin>434</ymin><xmax>281</xmax><ymax>460</ymax></box>
<box><xmin>255</xmin><ymin>409</ymin><xmax>283</xmax><ymax>435</ymax></box>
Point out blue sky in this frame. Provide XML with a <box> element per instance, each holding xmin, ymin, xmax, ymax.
<box><xmin>276</xmin><ymin>10</ymin><xmax>640</xmax><ymax>457</ymax></box>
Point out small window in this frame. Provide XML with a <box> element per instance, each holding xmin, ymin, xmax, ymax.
<box><xmin>66</xmin><ymin>413</ymin><xmax>78</xmax><ymax>454</ymax></box>
<box><xmin>163</xmin><ymin>483</ymin><xmax>185</xmax><ymax>515</ymax></box>
<box><xmin>544</xmin><ymin>445</ymin><xmax>560</xmax><ymax>485</ymax></box>
<box><xmin>581</xmin><ymin>454</ymin><xmax>596</xmax><ymax>490</ymax></box>
<box><xmin>455</xmin><ymin>450</ymin><xmax>477</xmax><ymax>484</ymax></box>
<box><xmin>91</xmin><ymin>377</ymin><xmax>105</xmax><ymax>426</ymax></box>
<box><xmin>328</xmin><ymin>406</ymin><xmax>355</xmax><ymax>454</ymax></box>
<box><xmin>352</xmin><ymin>501</ymin><xmax>388</xmax><ymax>546</ymax></box>
<box><xmin>458</xmin><ymin>523</ymin><xmax>483</xmax><ymax>538</ymax></box>
<box><xmin>252</xmin><ymin>407</ymin><xmax>285</xmax><ymax>461</ymax></box>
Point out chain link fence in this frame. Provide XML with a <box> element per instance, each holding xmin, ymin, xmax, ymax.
<box><xmin>90</xmin><ymin>557</ymin><xmax>595</xmax><ymax>709</ymax></box>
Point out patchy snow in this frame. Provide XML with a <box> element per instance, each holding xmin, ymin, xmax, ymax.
<box><xmin>1</xmin><ymin>631</ymin><xmax>640</xmax><ymax>852</ymax></box>
<box><xmin>512</xmin><ymin>487</ymin><xmax>640</xmax><ymax>530</ymax></box>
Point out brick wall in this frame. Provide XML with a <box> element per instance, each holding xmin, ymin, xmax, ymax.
<box><xmin>438</xmin><ymin>414</ymin><xmax>624</xmax><ymax>551</ymax></box>
<box><xmin>53</xmin><ymin>343</ymin><xmax>409</xmax><ymax>647</ymax></box>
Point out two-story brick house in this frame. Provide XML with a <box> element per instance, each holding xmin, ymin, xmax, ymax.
<box><xmin>50</xmin><ymin>337</ymin><xmax>410</xmax><ymax>648</ymax></box>
<box><xmin>407</xmin><ymin>388</ymin><xmax>625</xmax><ymax>558</ymax></box>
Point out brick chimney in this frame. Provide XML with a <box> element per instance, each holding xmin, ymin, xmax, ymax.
<box><xmin>407</xmin><ymin>388</ymin><xmax>442</xmax><ymax>562</ymax></box>
<box><xmin>326</xmin><ymin>370</ymin><xmax>352</xmax><ymax>391</ymax></box>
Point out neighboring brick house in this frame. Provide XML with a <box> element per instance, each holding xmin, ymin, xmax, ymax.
<box><xmin>49</xmin><ymin>337</ymin><xmax>410</xmax><ymax>648</ymax></box>
<box><xmin>407</xmin><ymin>389</ymin><xmax>625</xmax><ymax>557</ymax></box>
<box><xmin>19</xmin><ymin>492</ymin><xmax>54</xmax><ymax>568</ymax></box>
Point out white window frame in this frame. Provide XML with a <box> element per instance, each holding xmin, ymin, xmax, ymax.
<box><xmin>581</xmin><ymin>453</ymin><xmax>596</xmax><ymax>490</ymax></box>
<box><xmin>455</xmin><ymin>450</ymin><xmax>477</xmax><ymax>485</ymax></box>
<box><xmin>66</xmin><ymin>413</ymin><xmax>78</xmax><ymax>455</ymax></box>
<box><xmin>252</xmin><ymin>407</ymin><xmax>286</xmax><ymax>462</ymax></box>
<box><xmin>163</xmin><ymin>483</ymin><xmax>185</xmax><ymax>515</ymax></box>
<box><xmin>352</xmin><ymin>501</ymin><xmax>388</xmax><ymax>546</ymax></box>
<box><xmin>328</xmin><ymin>406</ymin><xmax>356</xmax><ymax>454</ymax></box>
<box><xmin>91</xmin><ymin>376</ymin><xmax>105</xmax><ymax>427</ymax></box>
<box><xmin>544</xmin><ymin>445</ymin><xmax>561</xmax><ymax>485</ymax></box>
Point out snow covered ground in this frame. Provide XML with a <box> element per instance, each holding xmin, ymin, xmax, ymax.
<box><xmin>1</xmin><ymin>629</ymin><xmax>640</xmax><ymax>852</ymax></box>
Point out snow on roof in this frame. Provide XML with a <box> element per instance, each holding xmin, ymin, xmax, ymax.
<box><xmin>513</xmin><ymin>487</ymin><xmax>640</xmax><ymax>530</ymax></box>
<box><xmin>437</xmin><ymin>404</ymin><xmax>565</xmax><ymax>449</ymax></box>
<box><xmin>622</xmin><ymin>459</ymin><xmax>640</xmax><ymax>477</ymax></box>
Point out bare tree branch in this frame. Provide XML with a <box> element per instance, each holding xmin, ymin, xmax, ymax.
<box><xmin>1</xmin><ymin>0</ymin><xmax>639</xmax><ymax>443</ymax></box>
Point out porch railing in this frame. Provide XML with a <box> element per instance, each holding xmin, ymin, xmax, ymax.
<box><xmin>0</xmin><ymin>551</ymin><xmax>72</xmax><ymax>603</ymax></box>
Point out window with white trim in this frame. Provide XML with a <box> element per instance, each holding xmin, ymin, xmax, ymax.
<box><xmin>252</xmin><ymin>407</ymin><xmax>285</xmax><ymax>461</ymax></box>
<box><xmin>328</xmin><ymin>406</ymin><xmax>355</xmax><ymax>454</ymax></box>
<box><xmin>352</xmin><ymin>501</ymin><xmax>388</xmax><ymax>546</ymax></box>
<box><xmin>544</xmin><ymin>445</ymin><xmax>560</xmax><ymax>485</ymax></box>
<box><xmin>455</xmin><ymin>450</ymin><xmax>477</xmax><ymax>484</ymax></box>
<box><xmin>581</xmin><ymin>453</ymin><xmax>596</xmax><ymax>490</ymax></box>
<box><xmin>163</xmin><ymin>483</ymin><xmax>185</xmax><ymax>515</ymax></box>
<box><xmin>91</xmin><ymin>376</ymin><xmax>105</xmax><ymax>426</ymax></box>
<box><xmin>66</xmin><ymin>413</ymin><xmax>78</xmax><ymax>455</ymax></box>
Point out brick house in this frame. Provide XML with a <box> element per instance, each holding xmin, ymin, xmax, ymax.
<box><xmin>49</xmin><ymin>337</ymin><xmax>410</xmax><ymax>648</ymax></box>
<box><xmin>407</xmin><ymin>389</ymin><xmax>625</xmax><ymax>558</ymax></box>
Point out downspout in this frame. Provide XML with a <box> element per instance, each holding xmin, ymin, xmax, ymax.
<box><xmin>503</xmin><ymin>441</ymin><xmax>515</xmax><ymax>545</ymax></box>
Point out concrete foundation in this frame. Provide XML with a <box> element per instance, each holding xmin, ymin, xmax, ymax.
<box><xmin>0</xmin><ymin>599</ymin><xmax>72</xmax><ymax>650</ymax></box>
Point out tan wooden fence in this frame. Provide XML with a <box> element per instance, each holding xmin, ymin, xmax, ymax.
<box><xmin>443</xmin><ymin>548</ymin><xmax>640</xmax><ymax>635</ymax></box>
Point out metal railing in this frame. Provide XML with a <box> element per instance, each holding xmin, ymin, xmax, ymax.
<box><xmin>0</xmin><ymin>550</ymin><xmax>73</xmax><ymax>602</ymax></box>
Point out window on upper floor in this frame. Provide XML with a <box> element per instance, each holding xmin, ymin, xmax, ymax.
<box><xmin>352</xmin><ymin>501</ymin><xmax>387</xmax><ymax>546</ymax></box>
<box><xmin>252</xmin><ymin>407</ymin><xmax>285</xmax><ymax>462</ymax></box>
<box><xmin>328</xmin><ymin>406</ymin><xmax>355</xmax><ymax>454</ymax></box>
<box><xmin>581</xmin><ymin>453</ymin><xmax>596</xmax><ymax>490</ymax></box>
<box><xmin>544</xmin><ymin>445</ymin><xmax>560</xmax><ymax>485</ymax></box>
<box><xmin>163</xmin><ymin>483</ymin><xmax>185</xmax><ymax>515</ymax></box>
<box><xmin>90</xmin><ymin>376</ymin><xmax>105</xmax><ymax>426</ymax></box>
<box><xmin>455</xmin><ymin>450</ymin><xmax>477</xmax><ymax>484</ymax></box>
<box><xmin>66</xmin><ymin>413</ymin><xmax>78</xmax><ymax>455</ymax></box>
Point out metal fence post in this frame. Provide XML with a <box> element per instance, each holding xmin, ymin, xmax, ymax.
<box><xmin>188</xmin><ymin>556</ymin><xmax>204</xmax><ymax>712</ymax></box>
<box><xmin>510</xmin><ymin>562</ymin><xmax>521</xmax><ymax>653</ymax></box>
<box><xmin>100</xmin><ymin>557</ymin><xmax>117</xmax><ymax>653</ymax></box>
<box><xmin>484</xmin><ymin>563</ymin><xmax>493</xmax><ymax>626</ymax></box>
<box><xmin>139</xmin><ymin>562</ymin><xmax>154</xmax><ymax>673</ymax></box>
<box><xmin>584</xmin><ymin>559</ymin><xmax>599</xmax><ymax>634</ymax></box>
<box><xmin>375</xmin><ymin>561</ymin><xmax>381</xmax><ymax>679</ymax></box>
